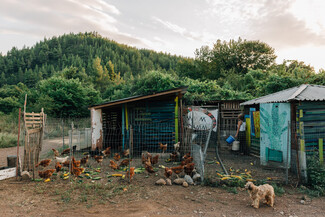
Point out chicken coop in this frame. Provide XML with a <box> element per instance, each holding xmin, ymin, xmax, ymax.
<box><xmin>89</xmin><ymin>87</ymin><xmax>188</xmax><ymax>156</ymax></box>
<box><xmin>241</xmin><ymin>84</ymin><xmax>325</xmax><ymax>182</ymax></box>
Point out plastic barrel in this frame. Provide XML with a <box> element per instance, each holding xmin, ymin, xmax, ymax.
<box><xmin>232</xmin><ymin>141</ymin><xmax>240</xmax><ymax>151</ymax></box>
<box><xmin>226</xmin><ymin>135</ymin><xmax>235</xmax><ymax>144</ymax></box>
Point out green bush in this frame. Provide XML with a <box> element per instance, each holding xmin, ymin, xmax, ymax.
<box><xmin>0</xmin><ymin>132</ymin><xmax>19</xmax><ymax>148</ymax></box>
<box><xmin>306</xmin><ymin>153</ymin><xmax>325</xmax><ymax>196</ymax></box>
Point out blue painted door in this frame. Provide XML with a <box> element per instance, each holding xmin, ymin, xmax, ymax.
<box><xmin>260</xmin><ymin>103</ymin><xmax>291</xmax><ymax>166</ymax></box>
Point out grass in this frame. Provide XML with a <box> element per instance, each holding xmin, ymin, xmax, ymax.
<box><xmin>0</xmin><ymin>132</ymin><xmax>20</xmax><ymax>148</ymax></box>
<box><xmin>0</xmin><ymin>113</ymin><xmax>24</xmax><ymax>148</ymax></box>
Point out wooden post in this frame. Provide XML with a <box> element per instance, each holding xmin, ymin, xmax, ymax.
<box><xmin>319</xmin><ymin>138</ymin><xmax>323</xmax><ymax>164</ymax></box>
<box><xmin>16</xmin><ymin>108</ymin><xmax>21</xmax><ymax>179</ymax></box>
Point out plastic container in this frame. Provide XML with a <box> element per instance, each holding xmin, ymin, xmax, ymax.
<box><xmin>232</xmin><ymin>141</ymin><xmax>240</xmax><ymax>151</ymax></box>
<box><xmin>226</xmin><ymin>135</ymin><xmax>235</xmax><ymax>144</ymax></box>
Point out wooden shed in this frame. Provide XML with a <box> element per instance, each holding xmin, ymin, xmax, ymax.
<box><xmin>88</xmin><ymin>87</ymin><xmax>187</xmax><ymax>155</ymax></box>
<box><xmin>241</xmin><ymin>84</ymin><xmax>325</xmax><ymax>180</ymax></box>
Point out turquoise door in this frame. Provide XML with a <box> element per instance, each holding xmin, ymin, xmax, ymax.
<box><xmin>260</xmin><ymin>103</ymin><xmax>291</xmax><ymax>166</ymax></box>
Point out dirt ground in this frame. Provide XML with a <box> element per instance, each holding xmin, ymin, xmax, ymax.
<box><xmin>0</xmin><ymin>139</ymin><xmax>323</xmax><ymax>216</ymax></box>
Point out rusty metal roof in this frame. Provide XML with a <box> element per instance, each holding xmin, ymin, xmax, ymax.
<box><xmin>241</xmin><ymin>84</ymin><xmax>325</xmax><ymax>106</ymax></box>
<box><xmin>89</xmin><ymin>86</ymin><xmax>188</xmax><ymax>109</ymax></box>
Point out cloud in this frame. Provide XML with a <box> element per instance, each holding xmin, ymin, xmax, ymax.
<box><xmin>0</xmin><ymin>0</ymin><xmax>148</xmax><ymax>48</ymax></box>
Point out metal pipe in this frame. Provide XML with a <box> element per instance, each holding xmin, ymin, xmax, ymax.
<box><xmin>216</xmin><ymin>103</ymin><xmax>228</xmax><ymax>175</ymax></box>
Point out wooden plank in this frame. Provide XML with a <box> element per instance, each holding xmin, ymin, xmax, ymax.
<box><xmin>301</xmin><ymin>116</ymin><xmax>325</xmax><ymax>122</ymax></box>
<box><xmin>24</xmin><ymin>113</ymin><xmax>43</xmax><ymax>116</ymax></box>
<box><xmin>0</xmin><ymin>167</ymin><xmax>16</xmax><ymax>181</ymax></box>
<box><xmin>24</xmin><ymin>117</ymin><xmax>43</xmax><ymax>120</ymax></box>
<box><xmin>319</xmin><ymin>138</ymin><xmax>323</xmax><ymax>163</ymax></box>
<box><xmin>27</xmin><ymin>128</ymin><xmax>41</xmax><ymax>134</ymax></box>
<box><xmin>298</xmin><ymin>104</ymin><xmax>325</xmax><ymax>110</ymax></box>
<box><xmin>305</xmin><ymin>110</ymin><xmax>325</xmax><ymax>115</ymax></box>
<box><xmin>25</xmin><ymin>120</ymin><xmax>43</xmax><ymax>124</ymax></box>
<box><xmin>300</xmin><ymin>139</ymin><xmax>305</xmax><ymax>152</ymax></box>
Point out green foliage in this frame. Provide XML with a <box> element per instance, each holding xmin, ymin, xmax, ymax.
<box><xmin>271</xmin><ymin>183</ymin><xmax>285</xmax><ymax>196</ymax></box>
<box><xmin>36</xmin><ymin>77</ymin><xmax>101</xmax><ymax>117</ymax></box>
<box><xmin>305</xmin><ymin>153</ymin><xmax>325</xmax><ymax>196</ymax></box>
<box><xmin>0</xmin><ymin>132</ymin><xmax>19</xmax><ymax>148</ymax></box>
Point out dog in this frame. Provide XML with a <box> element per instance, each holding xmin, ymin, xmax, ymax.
<box><xmin>245</xmin><ymin>181</ymin><xmax>275</xmax><ymax>209</ymax></box>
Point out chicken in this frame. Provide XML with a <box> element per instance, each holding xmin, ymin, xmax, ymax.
<box><xmin>171</xmin><ymin>165</ymin><xmax>184</xmax><ymax>174</ymax></box>
<box><xmin>102</xmin><ymin>147</ymin><xmax>111</xmax><ymax>157</ymax></box>
<box><xmin>126</xmin><ymin>167</ymin><xmax>135</xmax><ymax>180</ymax></box>
<box><xmin>159</xmin><ymin>143</ymin><xmax>167</xmax><ymax>153</ymax></box>
<box><xmin>55</xmin><ymin>156</ymin><xmax>69</xmax><ymax>164</ymax></box>
<box><xmin>114</xmin><ymin>153</ymin><xmax>121</xmax><ymax>161</ymax></box>
<box><xmin>62</xmin><ymin>160</ymin><xmax>70</xmax><ymax>167</ymax></box>
<box><xmin>80</xmin><ymin>155</ymin><xmax>89</xmax><ymax>165</ymax></box>
<box><xmin>61</xmin><ymin>148</ymin><xmax>70</xmax><ymax>155</ymax></box>
<box><xmin>164</xmin><ymin>167</ymin><xmax>173</xmax><ymax>178</ymax></box>
<box><xmin>181</xmin><ymin>157</ymin><xmax>193</xmax><ymax>166</ymax></box>
<box><xmin>183</xmin><ymin>152</ymin><xmax>191</xmax><ymax>160</ymax></box>
<box><xmin>35</xmin><ymin>159</ymin><xmax>51</xmax><ymax>168</ymax></box>
<box><xmin>144</xmin><ymin>157</ymin><xmax>155</xmax><ymax>173</ymax></box>
<box><xmin>170</xmin><ymin>152</ymin><xmax>178</xmax><ymax>162</ymax></box>
<box><xmin>174</xmin><ymin>142</ymin><xmax>180</xmax><ymax>151</ymax></box>
<box><xmin>94</xmin><ymin>155</ymin><xmax>104</xmax><ymax>164</ymax></box>
<box><xmin>55</xmin><ymin>162</ymin><xmax>62</xmax><ymax>172</ymax></box>
<box><xmin>52</xmin><ymin>148</ymin><xmax>60</xmax><ymax>157</ymax></box>
<box><xmin>123</xmin><ymin>149</ymin><xmax>130</xmax><ymax>157</ymax></box>
<box><xmin>151</xmin><ymin>154</ymin><xmax>159</xmax><ymax>165</ymax></box>
<box><xmin>184</xmin><ymin>163</ymin><xmax>195</xmax><ymax>176</ymax></box>
<box><xmin>109</xmin><ymin>160</ymin><xmax>119</xmax><ymax>170</ymax></box>
<box><xmin>38</xmin><ymin>169</ymin><xmax>56</xmax><ymax>179</ymax></box>
<box><xmin>119</xmin><ymin>159</ymin><xmax>131</xmax><ymax>167</ymax></box>
<box><xmin>71</xmin><ymin>164</ymin><xmax>84</xmax><ymax>177</ymax></box>
<box><xmin>72</xmin><ymin>157</ymin><xmax>81</xmax><ymax>167</ymax></box>
<box><xmin>141</xmin><ymin>153</ymin><xmax>147</xmax><ymax>164</ymax></box>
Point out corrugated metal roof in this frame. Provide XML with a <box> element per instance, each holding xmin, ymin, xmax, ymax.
<box><xmin>89</xmin><ymin>86</ymin><xmax>188</xmax><ymax>109</ymax></box>
<box><xmin>241</xmin><ymin>84</ymin><xmax>325</xmax><ymax>106</ymax></box>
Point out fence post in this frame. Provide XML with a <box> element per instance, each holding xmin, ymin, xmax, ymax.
<box><xmin>62</xmin><ymin>119</ymin><xmax>65</xmax><ymax>150</ymax></box>
<box><xmin>286</xmin><ymin>121</ymin><xmax>290</xmax><ymax>185</ymax></box>
<box><xmin>16</xmin><ymin>108</ymin><xmax>21</xmax><ymax>179</ymax></box>
<box><xmin>319</xmin><ymin>138</ymin><xmax>323</xmax><ymax>164</ymax></box>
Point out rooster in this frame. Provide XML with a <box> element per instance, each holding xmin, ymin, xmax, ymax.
<box><xmin>164</xmin><ymin>167</ymin><xmax>173</xmax><ymax>179</ymax></box>
<box><xmin>123</xmin><ymin>149</ymin><xmax>130</xmax><ymax>157</ymax></box>
<box><xmin>61</xmin><ymin>148</ymin><xmax>70</xmax><ymax>155</ymax></box>
<box><xmin>35</xmin><ymin>159</ymin><xmax>51</xmax><ymax>168</ymax></box>
<box><xmin>38</xmin><ymin>169</ymin><xmax>56</xmax><ymax>179</ymax></box>
<box><xmin>72</xmin><ymin>157</ymin><xmax>81</xmax><ymax>167</ymax></box>
<box><xmin>159</xmin><ymin>143</ymin><xmax>167</xmax><ymax>153</ymax></box>
<box><xmin>80</xmin><ymin>155</ymin><xmax>89</xmax><ymax>165</ymax></box>
<box><xmin>52</xmin><ymin>148</ymin><xmax>60</xmax><ymax>157</ymax></box>
<box><xmin>119</xmin><ymin>159</ymin><xmax>131</xmax><ymax>167</ymax></box>
<box><xmin>114</xmin><ymin>153</ymin><xmax>121</xmax><ymax>161</ymax></box>
<box><xmin>94</xmin><ymin>155</ymin><xmax>104</xmax><ymax>164</ymax></box>
<box><xmin>55</xmin><ymin>162</ymin><xmax>62</xmax><ymax>173</ymax></box>
<box><xmin>102</xmin><ymin>147</ymin><xmax>111</xmax><ymax>157</ymax></box>
<box><xmin>109</xmin><ymin>160</ymin><xmax>119</xmax><ymax>170</ymax></box>
<box><xmin>126</xmin><ymin>167</ymin><xmax>135</xmax><ymax>180</ymax></box>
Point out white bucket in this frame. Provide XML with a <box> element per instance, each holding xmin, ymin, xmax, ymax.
<box><xmin>232</xmin><ymin>141</ymin><xmax>240</xmax><ymax>151</ymax></box>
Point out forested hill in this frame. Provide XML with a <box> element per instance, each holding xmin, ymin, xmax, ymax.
<box><xmin>0</xmin><ymin>33</ymin><xmax>325</xmax><ymax>118</ymax></box>
<box><xmin>0</xmin><ymin>32</ymin><xmax>182</xmax><ymax>87</ymax></box>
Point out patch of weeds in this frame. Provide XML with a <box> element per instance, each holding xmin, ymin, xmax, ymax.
<box><xmin>305</xmin><ymin>153</ymin><xmax>325</xmax><ymax>197</ymax></box>
<box><xmin>61</xmin><ymin>191</ymin><xmax>71</xmax><ymax>203</ymax></box>
<box><xmin>86</xmin><ymin>202</ymin><xmax>93</xmax><ymax>209</ymax></box>
<box><xmin>255</xmin><ymin>179</ymin><xmax>267</xmax><ymax>186</ymax></box>
<box><xmin>203</xmin><ymin>176</ymin><xmax>218</xmax><ymax>187</ymax></box>
<box><xmin>226</xmin><ymin>179</ymin><xmax>245</xmax><ymax>188</ymax></box>
<box><xmin>271</xmin><ymin>183</ymin><xmax>285</xmax><ymax>196</ymax></box>
<box><xmin>222</xmin><ymin>185</ymin><xmax>238</xmax><ymax>194</ymax></box>
<box><xmin>79</xmin><ymin>193</ymin><xmax>88</xmax><ymax>203</ymax></box>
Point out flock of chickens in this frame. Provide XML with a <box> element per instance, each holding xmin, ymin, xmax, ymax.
<box><xmin>35</xmin><ymin>141</ymin><xmax>196</xmax><ymax>183</ymax></box>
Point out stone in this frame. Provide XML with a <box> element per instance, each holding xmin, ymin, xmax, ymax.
<box><xmin>183</xmin><ymin>182</ymin><xmax>189</xmax><ymax>187</ymax></box>
<box><xmin>300</xmin><ymin>200</ymin><xmax>305</xmax><ymax>205</ymax></box>
<box><xmin>173</xmin><ymin>178</ymin><xmax>185</xmax><ymax>185</ymax></box>
<box><xmin>184</xmin><ymin>175</ymin><xmax>194</xmax><ymax>185</ymax></box>
<box><xmin>166</xmin><ymin>178</ymin><xmax>172</xmax><ymax>186</ymax></box>
<box><xmin>280</xmin><ymin>211</ymin><xmax>284</xmax><ymax>215</ymax></box>
<box><xmin>155</xmin><ymin>178</ymin><xmax>166</xmax><ymax>185</ymax></box>
<box><xmin>21</xmin><ymin>171</ymin><xmax>31</xmax><ymax>180</ymax></box>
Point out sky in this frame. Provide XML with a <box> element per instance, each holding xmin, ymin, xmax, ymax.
<box><xmin>1</xmin><ymin>0</ymin><xmax>325</xmax><ymax>71</ymax></box>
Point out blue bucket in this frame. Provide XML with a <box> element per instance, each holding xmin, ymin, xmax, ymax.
<box><xmin>226</xmin><ymin>135</ymin><xmax>235</xmax><ymax>144</ymax></box>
